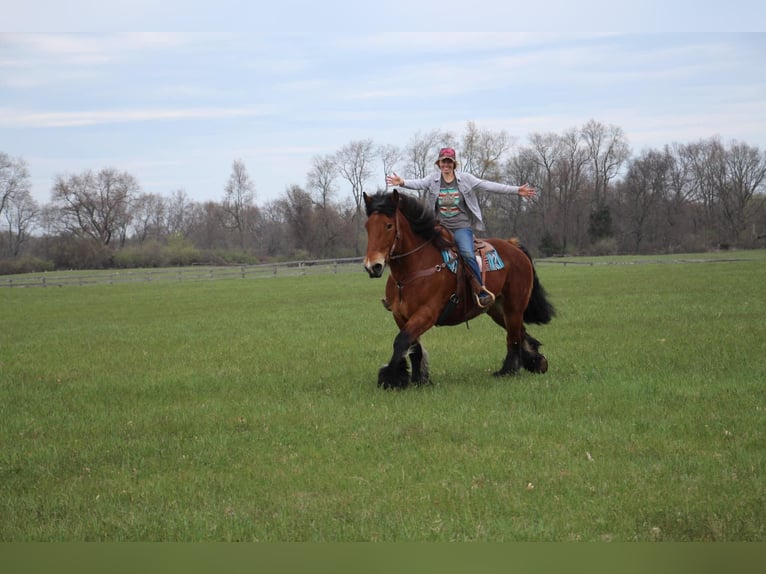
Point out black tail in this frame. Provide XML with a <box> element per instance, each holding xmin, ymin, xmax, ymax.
<box><xmin>516</xmin><ymin>242</ymin><xmax>555</xmax><ymax>325</ymax></box>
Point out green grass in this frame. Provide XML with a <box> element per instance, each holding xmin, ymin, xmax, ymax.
<box><xmin>1</xmin><ymin>252</ymin><xmax>764</xmax><ymax>541</ymax></box>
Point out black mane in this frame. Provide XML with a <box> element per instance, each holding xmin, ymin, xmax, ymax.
<box><xmin>365</xmin><ymin>190</ymin><xmax>450</xmax><ymax>249</ymax></box>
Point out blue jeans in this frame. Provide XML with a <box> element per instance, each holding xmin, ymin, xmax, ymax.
<box><xmin>452</xmin><ymin>227</ymin><xmax>483</xmax><ymax>286</ymax></box>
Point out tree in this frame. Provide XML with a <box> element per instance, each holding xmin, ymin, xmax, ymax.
<box><xmin>3</xmin><ymin>186</ymin><xmax>39</xmax><ymax>257</ymax></box>
<box><xmin>580</xmin><ymin>120</ymin><xmax>630</xmax><ymax>245</ymax></box>
<box><xmin>553</xmin><ymin>128</ymin><xmax>589</xmax><ymax>252</ymax></box>
<box><xmin>51</xmin><ymin>168</ymin><xmax>138</xmax><ymax>247</ymax></box>
<box><xmin>307</xmin><ymin>154</ymin><xmax>338</xmax><ymax>209</ymax></box>
<box><xmin>378</xmin><ymin>144</ymin><xmax>403</xmax><ymax>188</ymax></box>
<box><xmin>621</xmin><ymin>149</ymin><xmax>673</xmax><ymax>252</ymax></box>
<box><xmin>500</xmin><ymin>147</ymin><xmax>542</xmax><ymax>238</ymax></box>
<box><xmin>281</xmin><ymin>184</ymin><xmax>316</xmax><ymax>255</ymax></box>
<box><xmin>528</xmin><ymin>132</ymin><xmax>564</xmax><ymax>237</ymax></box>
<box><xmin>222</xmin><ymin>159</ymin><xmax>256</xmax><ymax>250</ymax></box>
<box><xmin>581</xmin><ymin>119</ymin><xmax>631</xmax><ymax>206</ymax></box>
<box><xmin>1</xmin><ymin>153</ymin><xmax>30</xmax><ymax>221</ymax></box>
<box><xmin>165</xmin><ymin>189</ymin><xmax>199</xmax><ymax>238</ymax></box>
<box><xmin>403</xmin><ymin>129</ymin><xmax>455</xmax><ymax>181</ymax></box>
<box><xmin>130</xmin><ymin>192</ymin><xmax>167</xmax><ymax>245</ymax></box>
<box><xmin>460</xmin><ymin>120</ymin><xmax>512</xmax><ymax>180</ymax></box>
<box><xmin>720</xmin><ymin>141</ymin><xmax>766</xmax><ymax>246</ymax></box>
<box><xmin>335</xmin><ymin>139</ymin><xmax>375</xmax><ymax>254</ymax></box>
<box><xmin>307</xmin><ymin>154</ymin><xmax>342</xmax><ymax>256</ymax></box>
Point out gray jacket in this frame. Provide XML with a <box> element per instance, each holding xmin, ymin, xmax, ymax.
<box><xmin>400</xmin><ymin>171</ymin><xmax>522</xmax><ymax>232</ymax></box>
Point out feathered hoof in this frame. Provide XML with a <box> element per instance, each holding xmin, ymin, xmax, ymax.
<box><xmin>522</xmin><ymin>354</ymin><xmax>548</xmax><ymax>374</ymax></box>
<box><xmin>377</xmin><ymin>363</ymin><xmax>410</xmax><ymax>390</ymax></box>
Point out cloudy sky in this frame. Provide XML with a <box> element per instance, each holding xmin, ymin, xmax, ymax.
<box><xmin>2</xmin><ymin>2</ymin><xmax>765</xmax><ymax>205</ymax></box>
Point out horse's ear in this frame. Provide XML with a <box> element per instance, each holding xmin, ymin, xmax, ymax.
<box><xmin>363</xmin><ymin>192</ymin><xmax>371</xmax><ymax>207</ymax></box>
<box><xmin>391</xmin><ymin>189</ymin><xmax>400</xmax><ymax>207</ymax></box>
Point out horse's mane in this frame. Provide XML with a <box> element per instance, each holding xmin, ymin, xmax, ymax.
<box><xmin>365</xmin><ymin>190</ymin><xmax>451</xmax><ymax>249</ymax></box>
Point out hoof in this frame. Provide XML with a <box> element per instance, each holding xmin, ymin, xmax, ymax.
<box><xmin>522</xmin><ymin>354</ymin><xmax>548</xmax><ymax>374</ymax></box>
<box><xmin>377</xmin><ymin>363</ymin><xmax>410</xmax><ymax>389</ymax></box>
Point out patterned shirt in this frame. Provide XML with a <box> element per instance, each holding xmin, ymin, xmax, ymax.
<box><xmin>437</xmin><ymin>177</ymin><xmax>471</xmax><ymax>230</ymax></box>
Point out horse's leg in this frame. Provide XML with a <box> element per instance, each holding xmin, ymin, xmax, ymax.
<box><xmin>487</xmin><ymin>298</ymin><xmax>524</xmax><ymax>377</ymax></box>
<box><xmin>409</xmin><ymin>339</ymin><xmax>431</xmax><ymax>385</ymax></box>
<box><xmin>521</xmin><ymin>332</ymin><xmax>548</xmax><ymax>374</ymax></box>
<box><xmin>378</xmin><ymin>330</ymin><xmax>411</xmax><ymax>389</ymax></box>
<box><xmin>378</xmin><ymin>310</ymin><xmax>438</xmax><ymax>389</ymax></box>
<box><xmin>494</xmin><ymin>299</ymin><xmax>525</xmax><ymax>377</ymax></box>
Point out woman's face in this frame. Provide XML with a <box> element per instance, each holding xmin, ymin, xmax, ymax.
<box><xmin>439</xmin><ymin>159</ymin><xmax>455</xmax><ymax>176</ymax></box>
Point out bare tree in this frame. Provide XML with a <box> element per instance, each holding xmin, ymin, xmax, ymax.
<box><xmin>335</xmin><ymin>139</ymin><xmax>375</xmax><ymax>255</ymax></box>
<box><xmin>581</xmin><ymin>119</ymin><xmax>631</xmax><ymax>206</ymax></box>
<box><xmin>683</xmin><ymin>137</ymin><xmax>727</xmax><ymax>240</ymax></box>
<box><xmin>165</xmin><ymin>189</ymin><xmax>199</xmax><ymax>238</ymax></box>
<box><xmin>222</xmin><ymin>159</ymin><xmax>256</xmax><ymax>249</ymax></box>
<box><xmin>528</xmin><ymin>132</ymin><xmax>564</xmax><ymax>236</ymax></box>
<box><xmin>130</xmin><ymin>192</ymin><xmax>167</xmax><ymax>245</ymax></box>
<box><xmin>307</xmin><ymin>154</ymin><xmax>338</xmax><ymax>209</ymax></box>
<box><xmin>1</xmin><ymin>153</ymin><xmax>30</xmax><ymax>220</ymax></box>
<box><xmin>51</xmin><ymin>168</ymin><xmax>138</xmax><ymax>246</ymax></box>
<box><xmin>621</xmin><ymin>149</ymin><xmax>672</xmax><ymax>252</ymax></box>
<box><xmin>3</xmin><ymin>186</ymin><xmax>39</xmax><ymax>256</ymax></box>
<box><xmin>460</xmin><ymin>120</ymin><xmax>512</xmax><ymax>180</ymax></box>
<box><xmin>653</xmin><ymin>142</ymin><xmax>700</xmax><ymax>250</ymax></box>
<box><xmin>378</xmin><ymin>144</ymin><xmax>403</xmax><ymax>188</ymax></box>
<box><xmin>336</xmin><ymin>139</ymin><xmax>375</xmax><ymax>212</ymax></box>
<box><xmin>720</xmin><ymin>141</ymin><xmax>766</xmax><ymax>245</ymax></box>
<box><xmin>403</xmin><ymin>129</ymin><xmax>455</xmax><ymax>180</ymax></box>
<box><xmin>554</xmin><ymin>128</ymin><xmax>589</xmax><ymax>252</ymax></box>
<box><xmin>282</xmin><ymin>184</ymin><xmax>316</xmax><ymax>255</ymax></box>
<box><xmin>307</xmin><ymin>154</ymin><xmax>341</xmax><ymax>256</ymax></box>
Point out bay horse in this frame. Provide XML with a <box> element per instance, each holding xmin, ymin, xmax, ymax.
<box><xmin>363</xmin><ymin>189</ymin><xmax>555</xmax><ymax>389</ymax></box>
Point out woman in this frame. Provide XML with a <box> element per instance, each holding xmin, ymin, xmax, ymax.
<box><xmin>385</xmin><ymin>147</ymin><xmax>536</xmax><ymax>309</ymax></box>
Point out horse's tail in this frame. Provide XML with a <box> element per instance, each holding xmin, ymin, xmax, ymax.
<box><xmin>509</xmin><ymin>238</ymin><xmax>556</xmax><ymax>325</ymax></box>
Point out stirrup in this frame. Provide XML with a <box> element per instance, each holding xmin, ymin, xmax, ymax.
<box><xmin>475</xmin><ymin>287</ymin><xmax>495</xmax><ymax>309</ymax></box>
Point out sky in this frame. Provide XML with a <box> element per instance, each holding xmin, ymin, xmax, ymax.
<box><xmin>2</xmin><ymin>2</ymin><xmax>766</xmax><ymax>206</ymax></box>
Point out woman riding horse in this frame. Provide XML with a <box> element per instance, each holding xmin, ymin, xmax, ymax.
<box><xmin>385</xmin><ymin>147</ymin><xmax>536</xmax><ymax>309</ymax></box>
<box><xmin>364</xmin><ymin>188</ymin><xmax>555</xmax><ymax>389</ymax></box>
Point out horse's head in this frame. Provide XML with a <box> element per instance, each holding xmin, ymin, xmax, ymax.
<box><xmin>362</xmin><ymin>190</ymin><xmax>400</xmax><ymax>278</ymax></box>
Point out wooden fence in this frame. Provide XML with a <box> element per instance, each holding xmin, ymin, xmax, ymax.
<box><xmin>0</xmin><ymin>255</ymin><xmax>750</xmax><ymax>288</ymax></box>
<box><xmin>0</xmin><ymin>257</ymin><xmax>365</xmax><ymax>288</ymax></box>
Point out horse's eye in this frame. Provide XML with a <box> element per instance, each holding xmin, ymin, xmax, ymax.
<box><xmin>386</xmin><ymin>223</ymin><xmax>394</xmax><ymax>231</ymax></box>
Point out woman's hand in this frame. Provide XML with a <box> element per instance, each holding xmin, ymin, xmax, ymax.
<box><xmin>386</xmin><ymin>172</ymin><xmax>404</xmax><ymax>187</ymax></box>
<box><xmin>518</xmin><ymin>183</ymin><xmax>536</xmax><ymax>198</ymax></box>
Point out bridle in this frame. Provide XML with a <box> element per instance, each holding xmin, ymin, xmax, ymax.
<box><xmin>388</xmin><ymin>210</ymin><xmax>432</xmax><ymax>261</ymax></box>
<box><xmin>384</xmin><ymin>208</ymin><xmax>456</xmax><ymax>288</ymax></box>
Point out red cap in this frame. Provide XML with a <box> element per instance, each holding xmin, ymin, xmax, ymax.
<box><xmin>436</xmin><ymin>147</ymin><xmax>457</xmax><ymax>164</ymax></box>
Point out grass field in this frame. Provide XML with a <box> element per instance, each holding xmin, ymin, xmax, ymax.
<box><xmin>1</xmin><ymin>251</ymin><xmax>764</xmax><ymax>541</ymax></box>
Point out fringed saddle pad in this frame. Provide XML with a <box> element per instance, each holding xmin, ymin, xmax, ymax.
<box><xmin>441</xmin><ymin>240</ymin><xmax>505</xmax><ymax>274</ymax></box>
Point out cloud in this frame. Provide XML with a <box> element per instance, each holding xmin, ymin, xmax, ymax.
<box><xmin>0</xmin><ymin>106</ymin><xmax>273</xmax><ymax>128</ymax></box>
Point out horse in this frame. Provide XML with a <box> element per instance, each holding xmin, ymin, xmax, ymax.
<box><xmin>363</xmin><ymin>189</ymin><xmax>555</xmax><ymax>389</ymax></box>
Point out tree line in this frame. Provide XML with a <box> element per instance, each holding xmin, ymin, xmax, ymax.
<box><xmin>2</xmin><ymin>119</ymin><xmax>765</xmax><ymax>274</ymax></box>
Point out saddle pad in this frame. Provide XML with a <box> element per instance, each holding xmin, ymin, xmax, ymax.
<box><xmin>441</xmin><ymin>247</ymin><xmax>505</xmax><ymax>273</ymax></box>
